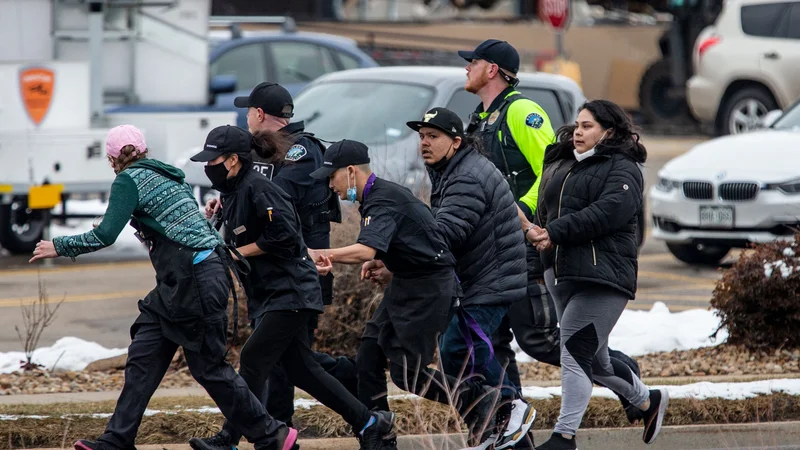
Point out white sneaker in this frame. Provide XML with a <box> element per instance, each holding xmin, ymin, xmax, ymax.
<box><xmin>495</xmin><ymin>399</ymin><xmax>537</xmax><ymax>449</ymax></box>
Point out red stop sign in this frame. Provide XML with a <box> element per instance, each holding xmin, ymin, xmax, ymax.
<box><xmin>539</xmin><ymin>0</ymin><xmax>570</xmax><ymax>30</ymax></box>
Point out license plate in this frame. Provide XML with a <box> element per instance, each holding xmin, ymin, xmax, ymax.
<box><xmin>699</xmin><ymin>206</ymin><xmax>734</xmax><ymax>228</ymax></box>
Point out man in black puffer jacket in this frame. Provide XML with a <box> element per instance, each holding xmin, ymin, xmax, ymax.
<box><xmin>407</xmin><ymin>107</ymin><xmax>536</xmax><ymax>450</ymax></box>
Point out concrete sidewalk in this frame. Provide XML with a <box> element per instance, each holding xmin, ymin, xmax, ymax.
<box><xmin>37</xmin><ymin>422</ymin><xmax>800</xmax><ymax>450</ymax></box>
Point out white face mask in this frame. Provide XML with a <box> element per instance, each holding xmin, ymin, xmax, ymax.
<box><xmin>573</xmin><ymin>130</ymin><xmax>609</xmax><ymax>162</ymax></box>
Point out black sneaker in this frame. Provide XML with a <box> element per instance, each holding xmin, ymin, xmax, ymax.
<box><xmin>534</xmin><ymin>433</ymin><xmax>578</xmax><ymax>450</ymax></box>
<box><xmin>514</xmin><ymin>431</ymin><xmax>535</xmax><ymax>449</ymax></box>
<box><xmin>74</xmin><ymin>441</ymin><xmax>119</xmax><ymax>450</ymax></box>
<box><xmin>381</xmin><ymin>435</ymin><xmax>398</xmax><ymax>450</ymax></box>
<box><xmin>461</xmin><ymin>385</ymin><xmax>500</xmax><ymax>447</ymax></box>
<box><xmin>360</xmin><ymin>410</ymin><xmax>396</xmax><ymax>450</ymax></box>
<box><xmin>189</xmin><ymin>429</ymin><xmax>236</xmax><ymax>450</ymax></box>
<box><xmin>642</xmin><ymin>388</ymin><xmax>669</xmax><ymax>444</ymax></box>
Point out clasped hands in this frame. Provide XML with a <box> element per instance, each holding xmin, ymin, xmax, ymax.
<box><xmin>526</xmin><ymin>225</ymin><xmax>553</xmax><ymax>252</ymax></box>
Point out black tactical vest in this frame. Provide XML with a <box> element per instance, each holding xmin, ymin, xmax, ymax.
<box><xmin>467</xmin><ymin>93</ymin><xmax>537</xmax><ymax>202</ymax></box>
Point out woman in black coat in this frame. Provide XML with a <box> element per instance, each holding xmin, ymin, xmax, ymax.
<box><xmin>528</xmin><ymin>100</ymin><xmax>669</xmax><ymax>450</ymax></box>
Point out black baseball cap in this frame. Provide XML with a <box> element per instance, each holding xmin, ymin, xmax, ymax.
<box><xmin>458</xmin><ymin>39</ymin><xmax>520</xmax><ymax>74</ymax></box>
<box><xmin>309</xmin><ymin>139</ymin><xmax>370</xmax><ymax>180</ymax></box>
<box><xmin>233</xmin><ymin>82</ymin><xmax>294</xmax><ymax>119</ymax></box>
<box><xmin>406</xmin><ymin>107</ymin><xmax>465</xmax><ymax>140</ymax></box>
<box><xmin>190</xmin><ymin>125</ymin><xmax>253</xmax><ymax>162</ymax></box>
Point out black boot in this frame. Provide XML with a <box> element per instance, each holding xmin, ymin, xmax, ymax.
<box><xmin>460</xmin><ymin>384</ymin><xmax>500</xmax><ymax>448</ymax></box>
<box><xmin>535</xmin><ymin>433</ymin><xmax>577</xmax><ymax>450</ymax></box>
<box><xmin>74</xmin><ymin>441</ymin><xmax>122</xmax><ymax>450</ymax></box>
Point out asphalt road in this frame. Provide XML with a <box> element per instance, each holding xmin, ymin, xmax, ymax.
<box><xmin>0</xmin><ymin>135</ymin><xmax>726</xmax><ymax>352</ymax></box>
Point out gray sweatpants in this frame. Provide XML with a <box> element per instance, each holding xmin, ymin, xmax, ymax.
<box><xmin>544</xmin><ymin>269</ymin><xmax>650</xmax><ymax>436</ymax></box>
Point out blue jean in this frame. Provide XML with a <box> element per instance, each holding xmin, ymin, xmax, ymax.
<box><xmin>439</xmin><ymin>304</ymin><xmax>520</xmax><ymax>400</ymax></box>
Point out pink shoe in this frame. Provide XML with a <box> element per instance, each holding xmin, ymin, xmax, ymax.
<box><xmin>281</xmin><ymin>427</ymin><xmax>298</xmax><ymax>450</ymax></box>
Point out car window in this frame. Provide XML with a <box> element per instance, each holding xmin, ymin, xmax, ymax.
<box><xmin>337</xmin><ymin>51</ymin><xmax>362</xmax><ymax>70</ymax></box>
<box><xmin>270</xmin><ymin>42</ymin><xmax>338</xmax><ymax>84</ymax></box>
<box><xmin>445</xmin><ymin>87</ymin><xmax>568</xmax><ymax>130</ymax></box>
<box><xmin>789</xmin><ymin>3</ymin><xmax>800</xmax><ymax>39</ymax></box>
<box><xmin>210</xmin><ymin>43</ymin><xmax>267</xmax><ymax>92</ymax></box>
<box><xmin>741</xmin><ymin>2</ymin><xmax>791</xmax><ymax>37</ymax></box>
<box><xmin>293</xmin><ymin>81</ymin><xmax>435</xmax><ymax>145</ymax></box>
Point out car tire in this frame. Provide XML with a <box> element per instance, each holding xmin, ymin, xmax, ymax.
<box><xmin>715</xmin><ymin>86</ymin><xmax>777</xmax><ymax>136</ymax></box>
<box><xmin>638</xmin><ymin>58</ymin><xmax>692</xmax><ymax>124</ymax></box>
<box><xmin>0</xmin><ymin>200</ymin><xmax>49</xmax><ymax>255</ymax></box>
<box><xmin>666</xmin><ymin>242</ymin><xmax>730</xmax><ymax>266</ymax></box>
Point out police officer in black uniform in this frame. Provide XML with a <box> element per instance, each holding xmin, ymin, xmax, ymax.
<box><xmin>308</xmin><ymin>140</ymin><xmax>500</xmax><ymax>449</ymax></box>
<box><xmin>190</xmin><ymin>126</ymin><xmax>392</xmax><ymax>450</ymax></box>
<box><xmin>230</xmin><ymin>82</ymin><xmax>355</xmax><ymax>428</ymax></box>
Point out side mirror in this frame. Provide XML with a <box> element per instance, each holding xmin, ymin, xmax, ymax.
<box><xmin>209</xmin><ymin>75</ymin><xmax>237</xmax><ymax>95</ymax></box>
<box><xmin>762</xmin><ymin>109</ymin><xmax>783</xmax><ymax>128</ymax></box>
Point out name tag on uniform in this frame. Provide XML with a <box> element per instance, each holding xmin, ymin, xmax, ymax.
<box><xmin>233</xmin><ymin>225</ymin><xmax>247</xmax><ymax>235</ymax></box>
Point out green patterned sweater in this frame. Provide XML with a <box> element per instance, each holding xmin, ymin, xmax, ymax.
<box><xmin>54</xmin><ymin>159</ymin><xmax>223</xmax><ymax>258</ymax></box>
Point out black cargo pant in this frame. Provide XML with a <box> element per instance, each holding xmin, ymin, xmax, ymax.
<box><xmin>263</xmin><ymin>273</ymin><xmax>359</xmax><ymax>427</ymax></box>
<box><xmin>98</xmin><ymin>255</ymin><xmax>270</xmax><ymax>449</ymax></box>
<box><xmin>224</xmin><ymin>308</ymin><xmax>372</xmax><ymax>446</ymax></box>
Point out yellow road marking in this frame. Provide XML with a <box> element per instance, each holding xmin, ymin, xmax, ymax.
<box><xmin>636</xmin><ymin>293</ymin><xmax>711</xmax><ymax>303</ymax></box>
<box><xmin>638</xmin><ymin>270</ymin><xmax>719</xmax><ymax>285</ymax></box>
<box><xmin>637</xmin><ymin>283</ymin><xmax>711</xmax><ymax>294</ymax></box>
<box><xmin>0</xmin><ymin>261</ymin><xmax>151</xmax><ymax>278</ymax></box>
<box><xmin>0</xmin><ymin>290</ymin><xmax>150</xmax><ymax>308</ymax></box>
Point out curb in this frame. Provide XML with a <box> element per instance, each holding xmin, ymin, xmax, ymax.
<box><xmin>38</xmin><ymin>422</ymin><xmax>800</xmax><ymax>450</ymax></box>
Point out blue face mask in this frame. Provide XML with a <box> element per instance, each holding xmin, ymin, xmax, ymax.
<box><xmin>346</xmin><ymin>171</ymin><xmax>357</xmax><ymax>202</ymax></box>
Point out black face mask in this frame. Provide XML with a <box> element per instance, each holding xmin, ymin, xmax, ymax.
<box><xmin>204</xmin><ymin>159</ymin><xmax>231</xmax><ymax>191</ymax></box>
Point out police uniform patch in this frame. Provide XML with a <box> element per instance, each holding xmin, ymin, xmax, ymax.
<box><xmin>487</xmin><ymin>110</ymin><xmax>500</xmax><ymax>125</ymax></box>
<box><xmin>285</xmin><ymin>144</ymin><xmax>307</xmax><ymax>161</ymax></box>
<box><xmin>525</xmin><ymin>113</ymin><xmax>544</xmax><ymax>129</ymax></box>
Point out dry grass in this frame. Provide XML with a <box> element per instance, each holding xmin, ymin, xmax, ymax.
<box><xmin>2</xmin><ymin>394</ymin><xmax>800</xmax><ymax>448</ymax></box>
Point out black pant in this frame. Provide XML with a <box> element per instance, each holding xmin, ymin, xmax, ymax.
<box><xmin>98</xmin><ymin>257</ymin><xmax>270</xmax><ymax>449</ymax></box>
<box><xmin>356</xmin><ymin>337</ymin><xmax>482</xmax><ymax>416</ymax></box>
<box><xmin>264</xmin><ymin>313</ymin><xmax>358</xmax><ymax>426</ymax></box>
<box><xmin>224</xmin><ymin>309</ymin><xmax>371</xmax><ymax>445</ymax></box>
<box><xmin>98</xmin><ymin>321</ymin><xmax>270</xmax><ymax>448</ymax></box>
<box><xmin>491</xmin><ymin>315</ymin><xmax>523</xmax><ymax>389</ymax></box>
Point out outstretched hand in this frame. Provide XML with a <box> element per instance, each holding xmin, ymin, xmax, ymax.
<box><xmin>29</xmin><ymin>240</ymin><xmax>57</xmax><ymax>263</ymax></box>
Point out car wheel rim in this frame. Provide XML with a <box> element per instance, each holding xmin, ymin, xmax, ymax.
<box><xmin>728</xmin><ymin>98</ymin><xmax>768</xmax><ymax>134</ymax></box>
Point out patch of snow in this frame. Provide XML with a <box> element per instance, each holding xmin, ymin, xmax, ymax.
<box><xmin>514</xmin><ymin>302</ymin><xmax>726</xmax><ymax>362</ymax></box>
<box><xmin>0</xmin><ymin>337</ymin><xmax>127</xmax><ymax>374</ymax></box>
<box><xmin>521</xmin><ymin>378</ymin><xmax>800</xmax><ymax>402</ymax></box>
<box><xmin>3</xmin><ymin>379</ymin><xmax>799</xmax><ymax>421</ymax></box>
<box><xmin>764</xmin><ymin>259</ymin><xmax>796</xmax><ymax>279</ymax></box>
<box><xmin>783</xmin><ymin>247</ymin><xmax>795</xmax><ymax>257</ymax></box>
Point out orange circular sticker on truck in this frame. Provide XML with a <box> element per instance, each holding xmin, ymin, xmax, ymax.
<box><xmin>19</xmin><ymin>67</ymin><xmax>55</xmax><ymax>127</ymax></box>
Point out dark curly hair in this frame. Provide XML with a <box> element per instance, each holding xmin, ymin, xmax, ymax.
<box><xmin>546</xmin><ymin>99</ymin><xmax>647</xmax><ymax>164</ymax></box>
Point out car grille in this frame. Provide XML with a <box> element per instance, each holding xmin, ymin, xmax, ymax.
<box><xmin>719</xmin><ymin>182</ymin><xmax>759</xmax><ymax>201</ymax></box>
<box><xmin>683</xmin><ymin>181</ymin><xmax>713</xmax><ymax>200</ymax></box>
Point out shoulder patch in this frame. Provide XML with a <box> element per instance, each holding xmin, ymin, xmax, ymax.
<box><xmin>525</xmin><ymin>113</ymin><xmax>544</xmax><ymax>129</ymax></box>
<box><xmin>285</xmin><ymin>144</ymin><xmax>307</xmax><ymax>162</ymax></box>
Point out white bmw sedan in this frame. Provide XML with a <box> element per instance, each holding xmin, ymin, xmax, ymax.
<box><xmin>649</xmin><ymin>99</ymin><xmax>800</xmax><ymax>265</ymax></box>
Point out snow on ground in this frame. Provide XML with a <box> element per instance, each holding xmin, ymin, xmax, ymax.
<box><xmin>0</xmin><ymin>337</ymin><xmax>127</xmax><ymax>374</ymax></box>
<box><xmin>2</xmin><ymin>379</ymin><xmax>800</xmax><ymax>421</ymax></box>
<box><xmin>513</xmin><ymin>302</ymin><xmax>726</xmax><ymax>363</ymax></box>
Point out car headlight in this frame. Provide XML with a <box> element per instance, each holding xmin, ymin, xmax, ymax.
<box><xmin>655</xmin><ymin>177</ymin><xmax>680</xmax><ymax>193</ymax></box>
<box><xmin>777</xmin><ymin>180</ymin><xmax>800</xmax><ymax>194</ymax></box>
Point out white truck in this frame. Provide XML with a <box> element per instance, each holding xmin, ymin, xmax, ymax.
<box><xmin>0</xmin><ymin>0</ymin><xmax>236</xmax><ymax>254</ymax></box>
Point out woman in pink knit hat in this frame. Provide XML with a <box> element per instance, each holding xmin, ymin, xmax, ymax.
<box><xmin>30</xmin><ymin>124</ymin><xmax>305</xmax><ymax>450</ymax></box>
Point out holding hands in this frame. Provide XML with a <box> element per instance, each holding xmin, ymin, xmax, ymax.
<box><xmin>308</xmin><ymin>249</ymin><xmax>334</xmax><ymax>275</ymax></box>
<box><xmin>526</xmin><ymin>225</ymin><xmax>553</xmax><ymax>252</ymax></box>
